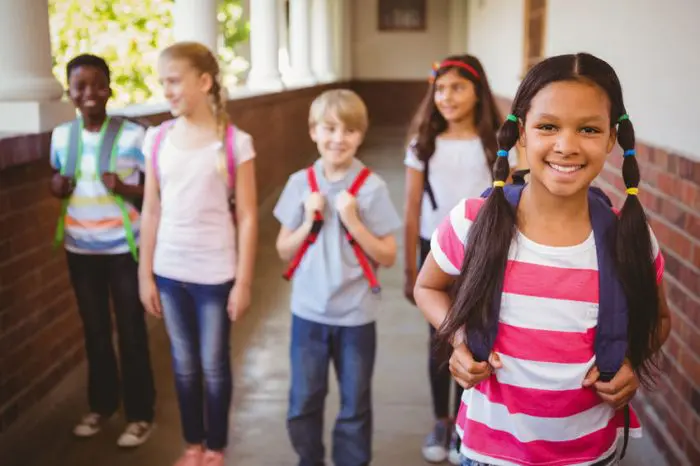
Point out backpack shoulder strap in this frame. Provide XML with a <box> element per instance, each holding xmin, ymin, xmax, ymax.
<box><xmin>423</xmin><ymin>161</ymin><xmax>438</xmax><ymax>211</ymax></box>
<box><xmin>98</xmin><ymin>117</ymin><xmax>125</xmax><ymax>174</ymax></box>
<box><xmin>63</xmin><ymin>119</ymin><xmax>82</xmax><ymax>177</ymax></box>
<box><xmin>225</xmin><ymin>125</ymin><xmax>236</xmax><ymax>190</ymax></box>
<box><xmin>588</xmin><ymin>191</ymin><xmax>628</xmax><ymax>380</ymax></box>
<box><xmin>151</xmin><ymin>119</ymin><xmax>175</xmax><ymax>182</ymax></box>
<box><xmin>348</xmin><ymin>167</ymin><xmax>372</xmax><ymax>197</ymax></box>
<box><xmin>306</xmin><ymin>165</ymin><xmax>320</xmax><ymax>193</ymax></box>
<box><xmin>479</xmin><ymin>183</ymin><xmax>525</xmax><ymax>208</ymax></box>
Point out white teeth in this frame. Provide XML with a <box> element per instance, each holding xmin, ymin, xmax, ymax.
<box><xmin>548</xmin><ymin>163</ymin><xmax>582</xmax><ymax>173</ymax></box>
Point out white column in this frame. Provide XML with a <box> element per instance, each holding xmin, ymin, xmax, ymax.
<box><xmin>285</xmin><ymin>0</ymin><xmax>316</xmax><ymax>87</ymax></box>
<box><xmin>173</xmin><ymin>0</ymin><xmax>219</xmax><ymax>54</ymax></box>
<box><xmin>311</xmin><ymin>0</ymin><xmax>336</xmax><ymax>83</ymax></box>
<box><xmin>247</xmin><ymin>0</ymin><xmax>283</xmax><ymax>90</ymax></box>
<box><xmin>0</xmin><ymin>0</ymin><xmax>74</xmax><ymax>133</ymax></box>
<box><xmin>448</xmin><ymin>0</ymin><xmax>469</xmax><ymax>55</ymax></box>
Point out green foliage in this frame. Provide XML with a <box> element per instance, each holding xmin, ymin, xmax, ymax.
<box><xmin>49</xmin><ymin>0</ymin><xmax>249</xmax><ymax>107</ymax></box>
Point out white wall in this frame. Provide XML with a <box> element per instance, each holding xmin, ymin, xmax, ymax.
<box><xmin>466</xmin><ymin>0</ymin><xmax>525</xmax><ymax>99</ymax></box>
<box><xmin>464</xmin><ymin>0</ymin><xmax>700</xmax><ymax>160</ymax></box>
<box><xmin>545</xmin><ymin>0</ymin><xmax>700</xmax><ymax>160</ymax></box>
<box><xmin>351</xmin><ymin>0</ymin><xmax>451</xmax><ymax>79</ymax></box>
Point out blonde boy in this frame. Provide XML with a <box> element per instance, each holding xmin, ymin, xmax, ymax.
<box><xmin>274</xmin><ymin>89</ymin><xmax>401</xmax><ymax>466</ymax></box>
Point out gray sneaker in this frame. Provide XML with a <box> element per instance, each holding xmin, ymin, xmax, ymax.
<box><xmin>422</xmin><ymin>420</ymin><xmax>450</xmax><ymax>463</ymax></box>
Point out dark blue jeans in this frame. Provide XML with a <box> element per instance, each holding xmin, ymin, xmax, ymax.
<box><xmin>287</xmin><ymin>315</ymin><xmax>376</xmax><ymax>466</ymax></box>
<box><xmin>66</xmin><ymin>252</ymin><xmax>155</xmax><ymax>422</ymax></box>
<box><xmin>156</xmin><ymin>275</ymin><xmax>233</xmax><ymax>451</ymax></box>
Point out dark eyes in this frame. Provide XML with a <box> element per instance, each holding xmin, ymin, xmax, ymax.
<box><xmin>535</xmin><ymin>124</ymin><xmax>602</xmax><ymax>134</ymax></box>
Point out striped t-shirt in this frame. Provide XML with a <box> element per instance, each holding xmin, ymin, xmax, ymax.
<box><xmin>50</xmin><ymin>119</ymin><xmax>146</xmax><ymax>254</ymax></box>
<box><xmin>431</xmin><ymin>197</ymin><xmax>665</xmax><ymax>466</ymax></box>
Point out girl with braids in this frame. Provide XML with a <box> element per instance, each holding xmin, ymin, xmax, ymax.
<box><xmin>404</xmin><ymin>54</ymin><xmax>518</xmax><ymax>464</ymax></box>
<box><xmin>139</xmin><ymin>42</ymin><xmax>258</xmax><ymax>466</ymax></box>
<box><xmin>414</xmin><ymin>52</ymin><xmax>671</xmax><ymax>466</ymax></box>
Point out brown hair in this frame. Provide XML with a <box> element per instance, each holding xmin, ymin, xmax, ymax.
<box><xmin>407</xmin><ymin>54</ymin><xmax>502</xmax><ymax>174</ymax></box>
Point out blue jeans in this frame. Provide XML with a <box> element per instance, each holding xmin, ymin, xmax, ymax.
<box><xmin>287</xmin><ymin>315</ymin><xmax>376</xmax><ymax>466</ymax></box>
<box><xmin>156</xmin><ymin>275</ymin><xmax>233</xmax><ymax>451</ymax></box>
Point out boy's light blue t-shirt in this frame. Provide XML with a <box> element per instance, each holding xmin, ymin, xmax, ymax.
<box><xmin>273</xmin><ymin>158</ymin><xmax>402</xmax><ymax>326</ymax></box>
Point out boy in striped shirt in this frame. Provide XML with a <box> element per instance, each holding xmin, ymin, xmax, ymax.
<box><xmin>49</xmin><ymin>54</ymin><xmax>155</xmax><ymax>448</ymax></box>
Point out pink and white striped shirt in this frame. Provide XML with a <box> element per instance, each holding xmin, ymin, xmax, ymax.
<box><xmin>431</xmin><ymin>198</ymin><xmax>664</xmax><ymax>466</ymax></box>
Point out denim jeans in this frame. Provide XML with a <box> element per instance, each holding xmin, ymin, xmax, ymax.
<box><xmin>66</xmin><ymin>252</ymin><xmax>155</xmax><ymax>422</ymax></box>
<box><xmin>156</xmin><ymin>275</ymin><xmax>233</xmax><ymax>451</ymax></box>
<box><xmin>287</xmin><ymin>315</ymin><xmax>376</xmax><ymax>466</ymax></box>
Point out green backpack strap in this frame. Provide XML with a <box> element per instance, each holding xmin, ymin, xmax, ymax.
<box><xmin>53</xmin><ymin>119</ymin><xmax>82</xmax><ymax>251</ymax></box>
<box><xmin>53</xmin><ymin>117</ymin><xmax>138</xmax><ymax>262</ymax></box>
<box><xmin>103</xmin><ymin>118</ymin><xmax>138</xmax><ymax>262</ymax></box>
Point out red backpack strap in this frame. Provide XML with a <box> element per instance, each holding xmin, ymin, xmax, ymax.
<box><xmin>151</xmin><ymin>119</ymin><xmax>175</xmax><ymax>183</ymax></box>
<box><xmin>343</xmin><ymin>167</ymin><xmax>381</xmax><ymax>294</ymax></box>
<box><xmin>283</xmin><ymin>165</ymin><xmax>324</xmax><ymax>281</ymax></box>
<box><xmin>225</xmin><ymin>125</ymin><xmax>236</xmax><ymax>190</ymax></box>
<box><xmin>347</xmin><ymin>167</ymin><xmax>371</xmax><ymax>197</ymax></box>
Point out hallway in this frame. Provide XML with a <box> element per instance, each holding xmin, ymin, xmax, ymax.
<box><xmin>23</xmin><ymin>128</ymin><xmax>667</xmax><ymax>466</ymax></box>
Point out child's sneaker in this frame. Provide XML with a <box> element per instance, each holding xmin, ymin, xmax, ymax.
<box><xmin>202</xmin><ymin>450</ymin><xmax>225</xmax><ymax>466</ymax></box>
<box><xmin>448</xmin><ymin>429</ymin><xmax>462</xmax><ymax>465</ymax></box>
<box><xmin>117</xmin><ymin>421</ymin><xmax>154</xmax><ymax>448</ymax></box>
<box><xmin>174</xmin><ymin>446</ymin><xmax>203</xmax><ymax>466</ymax></box>
<box><xmin>72</xmin><ymin>413</ymin><xmax>104</xmax><ymax>438</ymax></box>
<box><xmin>422</xmin><ymin>419</ymin><xmax>450</xmax><ymax>463</ymax></box>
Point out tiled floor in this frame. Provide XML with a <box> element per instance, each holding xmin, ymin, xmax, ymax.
<box><xmin>17</xmin><ymin>128</ymin><xmax>668</xmax><ymax>466</ymax></box>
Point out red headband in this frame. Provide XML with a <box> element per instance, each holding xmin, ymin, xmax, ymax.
<box><xmin>430</xmin><ymin>60</ymin><xmax>480</xmax><ymax>82</ymax></box>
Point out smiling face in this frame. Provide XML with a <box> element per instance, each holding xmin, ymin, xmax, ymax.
<box><xmin>433</xmin><ymin>68</ymin><xmax>478</xmax><ymax>125</ymax></box>
<box><xmin>310</xmin><ymin>114</ymin><xmax>365</xmax><ymax>171</ymax></box>
<box><xmin>68</xmin><ymin>65</ymin><xmax>111</xmax><ymax>120</ymax></box>
<box><xmin>521</xmin><ymin>80</ymin><xmax>617</xmax><ymax>199</ymax></box>
<box><xmin>158</xmin><ymin>57</ymin><xmax>213</xmax><ymax>117</ymax></box>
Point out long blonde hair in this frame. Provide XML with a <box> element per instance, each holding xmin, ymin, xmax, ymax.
<box><xmin>159</xmin><ymin>42</ymin><xmax>231</xmax><ymax>178</ymax></box>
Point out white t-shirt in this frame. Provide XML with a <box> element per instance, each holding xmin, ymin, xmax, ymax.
<box><xmin>404</xmin><ymin>137</ymin><xmax>517</xmax><ymax>239</ymax></box>
<box><xmin>143</xmin><ymin>125</ymin><xmax>255</xmax><ymax>284</ymax></box>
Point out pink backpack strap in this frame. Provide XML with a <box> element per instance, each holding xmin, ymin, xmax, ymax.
<box><xmin>151</xmin><ymin>119</ymin><xmax>175</xmax><ymax>183</ymax></box>
<box><xmin>225</xmin><ymin>125</ymin><xmax>236</xmax><ymax>190</ymax></box>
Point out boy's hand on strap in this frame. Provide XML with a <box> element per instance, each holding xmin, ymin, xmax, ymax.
<box><xmin>449</xmin><ymin>335</ymin><xmax>502</xmax><ymax>389</ymax></box>
<box><xmin>304</xmin><ymin>192</ymin><xmax>325</xmax><ymax>223</ymax></box>
<box><xmin>335</xmin><ymin>190</ymin><xmax>359</xmax><ymax>226</ymax></box>
<box><xmin>227</xmin><ymin>282</ymin><xmax>251</xmax><ymax>322</ymax></box>
<box><xmin>50</xmin><ymin>173</ymin><xmax>75</xmax><ymax>199</ymax></box>
<box><xmin>102</xmin><ymin>172</ymin><xmax>127</xmax><ymax>195</ymax></box>
<box><xmin>583</xmin><ymin>359</ymin><xmax>639</xmax><ymax>410</ymax></box>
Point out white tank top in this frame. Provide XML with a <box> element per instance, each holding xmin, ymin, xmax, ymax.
<box><xmin>143</xmin><ymin>125</ymin><xmax>255</xmax><ymax>284</ymax></box>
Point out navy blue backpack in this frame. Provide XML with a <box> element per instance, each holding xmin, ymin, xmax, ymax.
<box><xmin>474</xmin><ymin>172</ymin><xmax>631</xmax><ymax>458</ymax></box>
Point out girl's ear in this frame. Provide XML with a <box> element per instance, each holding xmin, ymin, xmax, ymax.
<box><xmin>607</xmin><ymin>125</ymin><xmax>617</xmax><ymax>153</ymax></box>
<box><xmin>199</xmin><ymin>72</ymin><xmax>214</xmax><ymax>94</ymax></box>
<box><xmin>518</xmin><ymin>119</ymin><xmax>526</xmax><ymax>147</ymax></box>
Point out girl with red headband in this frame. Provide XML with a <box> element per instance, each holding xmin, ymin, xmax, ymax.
<box><xmin>404</xmin><ymin>54</ymin><xmax>519</xmax><ymax>464</ymax></box>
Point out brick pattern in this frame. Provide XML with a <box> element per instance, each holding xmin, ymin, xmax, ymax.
<box><xmin>0</xmin><ymin>82</ymin><xmax>344</xmax><ymax>436</ymax></box>
<box><xmin>0</xmin><ymin>158</ymin><xmax>83</xmax><ymax>434</ymax></box>
<box><xmin>598</xmin><ymin>144</ymin><xmax>700</xmax><ymax>466</ymax></box>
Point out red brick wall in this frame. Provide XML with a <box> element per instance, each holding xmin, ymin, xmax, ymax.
<box><xmin>0</xmin><ymin>83</ymin><xmax>344</xmax><ymax>437</ymax></box>
<box><xmin>598</xmin><ymin>144</ymin><xmax>700</xmax><ymax>466</ymax></box>
<box><xmin>0</xmin><ymin>144</ymin><xmax>83</xmax><ymax>435</ymax></box>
